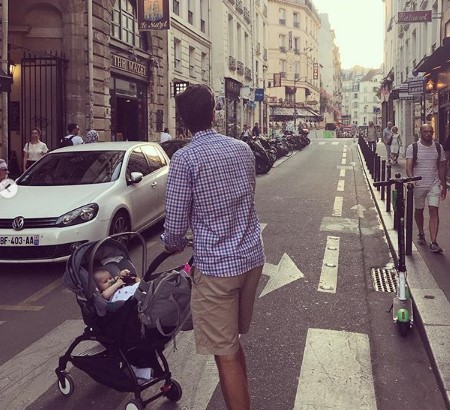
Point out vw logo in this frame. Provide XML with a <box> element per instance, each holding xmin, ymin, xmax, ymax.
<box><xmin>12</xmin><ymin>216</ymin><xmax>25</xmax><ymax>231</ymax></box>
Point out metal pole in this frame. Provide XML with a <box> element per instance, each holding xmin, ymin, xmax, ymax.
<box><xmin>381</xmin><ymin>159</ymin><xmax>386</xmax><ymax>200</ymax></box>
<box><xmin>1</xmin><ymin>0</ymin><xmax>9</xmax><ymax>160</ymax></box>
<box><xmin>386</xmin><ymin>163</ymin><xmax>392</xmax><ymax>212</ymax></box>
<box><xmin>405</xmin><ymin>183</ymin><xmax>414</xmax><ymax>255</ymax></box>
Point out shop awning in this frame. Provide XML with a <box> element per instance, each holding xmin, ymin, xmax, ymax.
<box><xmin>270</xmin><ymin>107</ymin><xmax>320</xmax><ymax>118</ymax></box>
<box><xmin>0</xmin><ymin>68</ymin><xmax>12</xmax><ymax>93</ymax></box>
<box><xmin>414</xmin><ymin>39</ymin><xmax>450</xmax><ymax>75</ymax></box>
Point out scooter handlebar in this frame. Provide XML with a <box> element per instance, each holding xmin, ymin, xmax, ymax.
<box><xmin>373</xmin><ymin>175</ymin><xmax>422</xmax><ymax>188</ymax></box>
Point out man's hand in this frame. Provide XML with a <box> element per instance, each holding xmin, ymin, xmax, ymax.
<box><xmin>441</xmin><ymin>186</ymin><xmax>447</xmax><ymax>201</ymax></box>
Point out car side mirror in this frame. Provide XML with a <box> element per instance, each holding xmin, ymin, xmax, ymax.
<box><xmin>130</xmin><ymin>172</ymin><xmax>143</xmax><ymax>184</ymax></box>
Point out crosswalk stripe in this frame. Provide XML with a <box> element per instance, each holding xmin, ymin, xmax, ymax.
<box><xmin>318</xmin><ymin>236</ymin><xmax>340</xmax><ymax>293</ymax></box>
<box><xmin>332</xmin><ymin>141</ymin><xmax>339</xmax><ymax>145</ymax></box>
<box><xmin>318</xmin><ymin>141</ymin><xmax>326</xmax><ymax>145</ymax></box>
<box><xmin>0</xmin><ymin>319</ymin><xmax>84</xmax><ymax>409</ymax></box>
<box><xmin>294</xmin><ymin>328</ymin><xmax>377</xmax><ymax>410</ymax></box>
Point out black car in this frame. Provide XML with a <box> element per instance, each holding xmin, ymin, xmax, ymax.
<box><xmin>160</xmin><ymin>139</ymin><xmax>191</xmax><ymax>159</ymax></box>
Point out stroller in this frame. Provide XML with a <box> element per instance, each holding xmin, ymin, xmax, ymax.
<box><xmin>56</xmin><ymin>233</ymin><xmax>189</xmax><ymax>410</ymax></box>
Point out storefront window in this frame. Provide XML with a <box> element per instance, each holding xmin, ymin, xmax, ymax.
<box><xmin>111</xmin><ymin>0</ymin><xmax>145</xmax><ymax>49</ymax></box>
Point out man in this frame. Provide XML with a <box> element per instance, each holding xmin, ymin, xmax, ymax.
<box><xmin>61</xmin><ymin>123</ymin><xmax>84</xmax><ymax>146</ymax></box>
<box><xmin>366</xmin><ymin>121</ymin><xmax>378</xmax><ymax>153</ymax></box>
<box><xmin>241</xmin><ymin>124</ymin><xmax>250</xmax><ymax>139</ymax></box>
<box><xmin>161</xmin><ymin>84</ymin><xmax>265</xmax><ymax>410</ymax></box>
<box><xmin>445</xmin><ymin>134</ymin><xmax>450</xmax><ymax>188</ymax></box>
<box><xmin>252</xmin><ymin>122</ymin><xmax>260</xmax><ymax>137</ymax></box>
<box><xmin>160</xmin><ymin>128</ymin><xmax>172</xmax><ymax>143</ymax></box>
<box><xmin>382</xmin><ymin>121</ymin><xmax>393</xmax><ymax>161</ymax></box>
<box><xmin>406</xmin><ymin>124</ymin><xmax>447</xmax><ymax>253</ymax></box>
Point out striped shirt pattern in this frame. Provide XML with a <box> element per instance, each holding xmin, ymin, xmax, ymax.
<box><xmin>162</xmin><ymin>129</ymin><xmax>265</xmax><ymax>277</ymax></box>
<box><xmin>405</xmin><ymin>141</ymin><xmax>446</xmax><ymax>188</ymax></box>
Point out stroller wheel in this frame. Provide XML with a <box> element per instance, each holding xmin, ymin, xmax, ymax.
<box><xmin>125</xmin><ymin>399</ymin><xmax>144</xmax><ymax>410</ymax></box>
<box><xmin>164</xmin><ymin>379</ymin><xmax>183</xmax><ymax>402</ymax></box>
<box><xmin>57</xmin><ymin>372</ymin><xmax>75</xmax><ymax>397</ymax></box>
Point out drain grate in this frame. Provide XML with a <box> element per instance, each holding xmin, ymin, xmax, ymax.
<box><xmin>371</xmin><ymin>268</ymin><xmax>398</xmax><ymax>292</ymax></box>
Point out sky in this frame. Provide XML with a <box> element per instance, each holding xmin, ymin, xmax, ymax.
<box><xmin>313</xmin><ymin>0</ymin><xmax>384</xmax><ymax>69</ymax></box>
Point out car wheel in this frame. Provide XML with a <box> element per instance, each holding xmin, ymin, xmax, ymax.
<box><xmin>109</xmin><ymin>211</ymin><xmax>131</xmax><ymax>244</ymax></box>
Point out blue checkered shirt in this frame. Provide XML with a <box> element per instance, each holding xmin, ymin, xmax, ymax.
<box><xmin>161</xmin><ymin>129</ymin><xmax>265</xmax><ymax>277</ymax></box>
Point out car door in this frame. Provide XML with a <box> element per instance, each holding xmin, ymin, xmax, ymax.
<box><xmin>141</xmin><ymin>144</ymin><xmax>169</xmax><ymax>216</ymax></box>
<box><xmin>126</xmin><ymin>148</ymin><xmax>160</xmax><ymax>230</ymax></box>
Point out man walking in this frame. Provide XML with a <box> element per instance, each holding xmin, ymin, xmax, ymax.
<box><xmin>61</xmin><ymin>123</ymin><xmax>84</xmax><ymax>146</ymax></box>
<box><xmin>406</xmin><ymin>124</ymin><xmax>447</xmax><ymax>253</ymax></box>
<box><xmin>161</xmin><ymin>84</ymin><xmax>265</xmax><ymax>410</ymax></box>
<box><xmin>160</xmin><ymin>128</ymin><xmax>172</xmax><ymax>143</ymax></box>
<box><xmin>382</xmin><ymin>121</ymin><xmax>393</xmax><ymax>161</ymax></box>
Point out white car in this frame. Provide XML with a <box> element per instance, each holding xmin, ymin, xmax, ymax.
<box><xmin>0</xmin><ymin>142</ymin><xmax>169</xmax><ymax>263</ymax></box>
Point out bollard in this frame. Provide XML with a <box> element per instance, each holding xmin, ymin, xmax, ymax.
<box><xmin>375</xmin><ymin>155</ymin><xmax>381</xmax><ymax>190</ymax></box>
<box><xmin>381</xmin><ymin>160</ymin><xmax>386</xmax><ymax>200</ymax></box>
<box><xmin>405</xmin><ymin>183</ymin><xmax>414</xmax><ymax>255</ymax></box>
<box><xmin>386</xmin><ymin>163</ymin><xmax>392</xmax><ymax>212</ymax></box>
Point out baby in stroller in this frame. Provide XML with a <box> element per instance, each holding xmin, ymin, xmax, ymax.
<box><xmin>56</xmin><ymin>235</ymin><xmax>185</xmax><ymax>409</ymax></box>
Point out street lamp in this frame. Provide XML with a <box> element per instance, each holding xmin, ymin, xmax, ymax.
<box><xmin>293</xmin><ymin>75</ymin><xmax>307</xmax><ymax>130</ymax></box>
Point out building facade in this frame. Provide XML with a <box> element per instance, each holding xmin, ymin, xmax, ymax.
<box><xmin>0</xmin><ymin>0</ymin><xmax>166</xmax><ymax>171</ymax></box>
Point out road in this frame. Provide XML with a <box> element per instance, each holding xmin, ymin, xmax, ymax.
<box><xmin>0</xmin><ymin>136</ymin><xmax>446</xmax><ymax>409</ymax></box>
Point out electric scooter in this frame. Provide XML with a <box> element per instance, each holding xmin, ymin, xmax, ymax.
<box><xmin>374</xmin><ymin>173</ymin><xmax>421</xmax><ymax>336</ymax></box>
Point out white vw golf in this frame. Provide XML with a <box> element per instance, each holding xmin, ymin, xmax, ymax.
<box><xmin>0</xmin><ymin>142</ymin><xmax>169</xmax><ymax>263</ymax></box>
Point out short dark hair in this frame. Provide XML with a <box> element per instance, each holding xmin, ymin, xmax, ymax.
<box><xmin>68</xmin><ymin>123</ymin><xmax>78</xmax><ymax>133</ymax></box>
<box><xmin>164</xmin><ymin>128</ymin><xmax>169</xmax><ymax>133</ymax></box>
<box><xmin>175</xmin><ymin>84</ymin><xmax>215</xmax><ymax>134</ymax></box>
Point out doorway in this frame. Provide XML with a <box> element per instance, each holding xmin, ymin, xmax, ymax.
<box><xmin>116</xmin><ymin>97</ymin><xmax>139</xmax><ymax>141</ymax></box>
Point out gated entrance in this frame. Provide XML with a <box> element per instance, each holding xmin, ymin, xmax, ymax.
<box><xmin>20</xmin><ymin>53</ymin><xmax>67</xmax><ymax>150</ymax></box>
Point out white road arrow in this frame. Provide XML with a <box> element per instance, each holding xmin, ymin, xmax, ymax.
<box><xmin>260</xmin><ymin>253</ymin><xmax>304</xmax><ymax>297</ymax></box>
<box><xmin>351</xmin><ymin>204</ymin><xmax>366</xmax><ymax>218</ymax></box>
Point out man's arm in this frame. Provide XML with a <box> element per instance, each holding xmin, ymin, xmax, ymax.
<box><xmin>406</xmin><ymin>158</ymin><xmax>414</xmax><ymax>178</ymax></box>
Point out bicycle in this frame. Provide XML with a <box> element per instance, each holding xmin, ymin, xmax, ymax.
<box><xmin>374</xmin><ymin>173</ymin><xmax>421</xmax><ymax>336</ymax></box>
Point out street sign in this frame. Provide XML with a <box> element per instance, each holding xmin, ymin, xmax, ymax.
<box><xmin>408</xmin><ymin>78</ymin><xmax>424</xmax><ymax>95</ymax></box>
<box><xmin>313</xmin><ymin>63</ymin><xmax>319</xmax><ymax>80</ymax></box>
<box><xmin>398</xmin><ymin>10</ymin><xmax>432</xmax><ymax>23</ymax></box>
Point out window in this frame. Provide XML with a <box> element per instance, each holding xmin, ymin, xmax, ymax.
<box><xmin>293</xmin><ymin>12</ymin><xmax>299</xmax><ymax>27</ymax></box>
<box><xmin>188</xmin><ymin>0</ymin><xmax>194</xmax><ymax>24</ymax></box>
<box><xmin>111</xmin><ymin>0</ymin><xmax>144</xmax><ymax>49</ymax></box>
<box><xmin>141</xmin><ymin>145</ymin><xmax>165</xmax><ymax>172</ymax></box>
<box><xmin>279</xmin><ymin>8</ymin><xmax>286</xmax><ymax>25</ymax></box>
<box><xmin>189</xmin><ymin>46</ymin><xmax>196</xmax><ymax>77</ymax></box>
<box><xmin>174</xmin><ymin>38</ymin><xmax>182</xmax><ymax>71</ymax></box>
<box><xmin>173</xmin><ymin>0</ymin><xmax>180</xmax><ymax>15</ymax></box>
<box><xmin>228</xmin><ymin>15</ymin><xmax>234</xmax><ymax>56</ymax></box>
<box><xmin>285</xmin><ymin>87</ymin><xmax>295</xmax><ymax>102</ymax></box>
<box><xmin>201</xmin><ymin>52</ymin><xmax>208</xmax><ymax>80</ymax></box>
<box><xmin>279</xmin><ymin>34</ymin><xmax>286</xmax><ymax>52</ymax></box>
<box><xmin>127</xmin><ymin>149</ymin><xmax>149</xmax><ymax>178</ymax></box>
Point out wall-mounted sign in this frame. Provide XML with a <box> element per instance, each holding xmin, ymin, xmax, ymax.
<box><xmin>255</xmin><ymin>88</ymin><xmax>264</xmax><ymax>102</ymax></box>
<box><xmin>398</xmin><ymin>10</ymin><xmax>432</xmax><ymax>23</ymax></box>
<box><xmin>273</xmin><ymin>73</ymin><xmax>281</xmax><ymax>87</ymax></box>
<box><xmin>138</xmin><ymin>0</ymin><xmax>170</xmax><ymax>30</ymax></box>
<box><xmin>112</xmin><ymin>55</ymin><xmax>148</xmax><ymax>78</ymax></box>
<box><xmin>313</xmin><ymin>63</ymin><xmax>319</xmax><ymax>80</ymax></box>
<box><xmin>407</xmin><ymin>78</ymin><xmax>425</xmax><ymax>95</ymax></box>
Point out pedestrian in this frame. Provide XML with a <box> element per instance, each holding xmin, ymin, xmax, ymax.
<box><xmin>445</xmin><ymin>134</ymin><xmax>450</xmax><ymax>185</ymax></box>
<box><xmin>22</xmin><ymin>127</ymin><xmax>49</xmax><ymax>171</ymax></box>
<box><xmin>241</xmin><ymin>124</ymin><xmax>250</xmax><ymax>139</ymax></box>
<box><xmin>390</xmin><ymin>126</ymin><xmax>402</xmax><ymax>164</ymax></box>
<box><xmin>0</xmin><ymin>159</ymin><xmax>8</xmax><ymax>181</ymax></box>
<box><xmin>160</xmin><ymin>128</ymin><xmax>172</xmax><ymax>143</ymax></box>
<box><xmin>382</xmin><ymin>121</ymin><xmax>393</xmax><ymax>161</ymax></box>
<box><xmin>405</xmin><ymin>124</ymin><xmax>447</xmax><ymax>253</ymax></box>
<box><xmin>176</xmin><ymin>127</ymin><xmax>187</xmax><ymax>140</ymax></box>
<box><xmin>60</xmin><ymin>123</ymin><xmax>84</xmax><ymax>147</ymax></box>
<box><xmin>366</xmin><ymin>121</ymin><xmax>378</xmax><ymax>153</ymax></box>
<box><xmin>161</xmin><ymin>84</ymin><xmax>265</xmax><ymax>410</ymax></box>
<box><xmin>252</xmin><ymin>122</ymin><xmax>260</xmax><ymax>137</ymax></box>
<box><xmin>84</xmin><ymin>129</ymin><xmax>99</xmax><ymax>143</ymax></box>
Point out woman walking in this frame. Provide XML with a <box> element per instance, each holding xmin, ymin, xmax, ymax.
<box><xmin>22</xmin><ymin>127</ymin><xmax>49</xmax><ymax>171</ymax></box>
<box><xmin>390</xmin><ymin>126</ymin><xmax>402</xmax><ymax>164</ymax></box>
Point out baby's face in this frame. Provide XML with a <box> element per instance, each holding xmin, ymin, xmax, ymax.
<box><xmin>94</xmin><ymin>269</ymin><xmax>114</xmax><ymax>291</ymax></box>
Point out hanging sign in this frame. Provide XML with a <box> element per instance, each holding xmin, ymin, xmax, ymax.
<box><xmin>398</xmin><ymin>11</ymin><xmax>432</xmax><ymax>23</ymax></box>
<box><xmin>138</xmin><ymin>0</ymin><xmax>170</xmax><ymax>30</ymax></box>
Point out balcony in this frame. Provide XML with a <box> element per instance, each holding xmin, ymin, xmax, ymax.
<box><xmin>256</xmin><ymin>42</ymin><xmax>261</xmax><ymax>55</ymax></box>
<box><xmin>228</xmin><ymin>55</ymin><xmax>236</xmax><ymax>70</ymax></box>
<box><xmin>294</xmin><ymin>21</ymin><xmax>300</xmax><ymax>28</ymax></box>
<box><xmin>279</xmin><ymin>18</ymin><xmax>286</xmax><ymax>25</ymax></box>
<box><xmin>279</xmin><ymin>46</ymin><xmax>287</xmax><ymax>53</ymax></box>
<box><xmin>228</xmin><ymin>0</ymin><xmax>235</xmax><ymax>4</ymax></box>
<box><xmin>280</xmin><ymin>72</ymin><xmax>286</xmax><ymax>78</ymax></box>
<box><xmin>237</xmin><ymin>61</ymin><xmax>244</xmax><ymax>75</ymax></box>
<box><xmin>236</xmin><ymin>0</ymin><xmax>243</xmax><ymax>13</ymax></box>
<box><xmin>245</xmin><ymin>67</ymin><xmax>252</xmax><ymax>80</ymax></box>
<box><xmin>244</xmin><ymin>7</ymin><xmax>251</xmax><ymax>23</ymax></box>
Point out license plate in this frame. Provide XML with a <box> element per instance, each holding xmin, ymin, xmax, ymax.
<box><xmin>0</xmin><ymin>235</ymin><xmax>40</xmax><ymax>246</ymax></box>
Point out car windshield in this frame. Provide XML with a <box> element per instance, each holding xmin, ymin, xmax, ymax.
<box><xmin>18</xmin><ymin>151</ymin><xmax>125</xmax><ymax>186</ymax></box>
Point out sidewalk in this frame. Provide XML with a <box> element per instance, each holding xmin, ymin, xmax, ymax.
<box><xmin>363</xmin><ymin>141</ymin><xmax>450</xmax><ymax>407</ymax></box>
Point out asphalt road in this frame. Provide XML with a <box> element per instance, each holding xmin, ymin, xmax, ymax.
<box><xmin>0</xmin><ymin>137</ymin><xmax>446</xmax><ymax>410</ymax></box>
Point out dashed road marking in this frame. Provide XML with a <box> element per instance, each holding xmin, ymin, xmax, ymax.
<box><xmin>332</xmin><ymin>197</ymin><xmax>343</xmax><ymax>217</ymax></box>
<box><xmin>317</xmin><ymin>236</ymin><xmax>340</xmax><ymax>293</ymax></box>
<box><xmin>340</xmin><ymin>168</ymin><xmax>346</xmax><ymax>178</ymax></box>
<box><xmin>337</xmin><ymin>180</ymin><xmax>345</xmax><ymax>192</ymax></box>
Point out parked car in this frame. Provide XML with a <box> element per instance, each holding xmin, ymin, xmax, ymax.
<box><xmin>160</xmin><ymin>139</ymin><xmax>191</xmax><ymax>159</ymax></box>
<box><xmin>0</xmin><ymin>142</ymin><xmax>169</xmax><ymax>263</ymax></box>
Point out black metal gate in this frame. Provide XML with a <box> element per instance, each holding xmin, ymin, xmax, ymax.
<box><xmin>21</xmin><ymin>53</ymin><xmax>67</xmax><ymax>150</ymax></box>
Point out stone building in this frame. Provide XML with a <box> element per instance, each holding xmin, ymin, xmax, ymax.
<box><xmin>0</xmin><ymin>0</ymin><xmax>166</xmax><ymax>169</ymax></box>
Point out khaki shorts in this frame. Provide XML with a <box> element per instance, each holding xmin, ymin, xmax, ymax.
<box><xmin>191</xmin><ymin>265</ymin><xmax>263</xmax><ymax>356</ymax></box>
<box><xmin>414</xmin><ymin>184</ymin><xmax>441</xmax><ymax>209</ymax></box>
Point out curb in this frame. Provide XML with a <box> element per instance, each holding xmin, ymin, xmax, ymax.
<box><xmin>358</xmin><ymin>144</ymin><xmax>450</xmax><ymax>409</ymax></box>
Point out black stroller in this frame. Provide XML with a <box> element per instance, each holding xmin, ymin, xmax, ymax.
<box><xmin>56</xmin><ymin>233</ymin><xmax>186</xmax><ymax>410</ymax></box>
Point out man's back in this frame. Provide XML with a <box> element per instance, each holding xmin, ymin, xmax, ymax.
<box><xmin>165</xmin><ymin>129</ymin><xmax>264</xmax><ymax>276</ymax></box>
